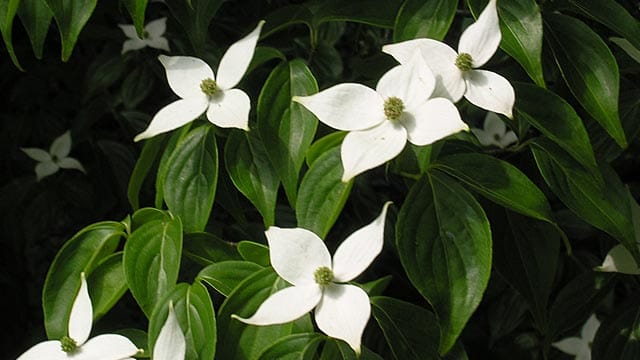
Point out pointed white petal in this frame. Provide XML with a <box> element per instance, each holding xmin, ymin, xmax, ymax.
<box><xmin>16</xmin><ymin>340</ymin><xmax>66</xmax><ymax>360</ymax></box>
<box><xmin>315</xmin><ymin>284</ymin><xmax>371</xmax><ymax>355</ymax></box>
<box><xmin>58</xmin><ymin>157</ymin><xmax>86</xmax><ymax>173</ymax></box>
<box><xmin>121</xmin><ymin>38</ymin><xmax>147</xmax><ymax>54</ymax></box>
<box><xmin>216</xmin><ymin>21</ymin><xmax>265</xmax><ymax>90</ymax></box>
<box><xmin>483</xmin><ymin>111</ymin><xmax>506</xmax><ymax>134</ymax></box>
<box><xmin>376</xmin><ymin>53</ymin><xmax>435</xmax><ymax>108</ymax></box>
<box><xmin>159</xmin><ymin>55</ymin><xmax>214</xmax><ymax>99</ymax></box>
<box><xmin>206</xmin><ymin>88</ymin><xmax>250</xmax><ymax>130</ymax></box>
<box><xmin>145</xmin><ymin>17</ymin><xmax>167</xmax><ymax>38</ymax></box>
<box><xmin>552</xmin><ymin>337</ymin><xmax>584</xmax><ymax>356</ymax></box>
<box><xmin>50</xmin><ymin>131</ymin><xmax>72</xmax><ymax>158</ymax></box>
<box><xmin>293</xmin><ymin>83</ymin><xmax>385</xmax><ymax>131</ymax></box>
<box><xmin>341</xmin><ymin>121</ymin><xmax>407</xmax><ymax>182</ymax></box>
<box><xmin>265</xmin><ymin>227</ymin><xmax>332</xmax><ymax>286</ymax></box>
<box><xmin>498</xmin><ymin>131</ymin><xmax>518</xmax><ymax>148</ymax></box>
<box><xmin>332</xmin><ymin>202</ymin><xmax>391</xmax><ymax>282</ymax></box>
<box><xmin>154</xmin><ymin>303</ymin><xmax>186</xmax><ymax>360</ymax></box>
<box><xmin>403</xmin><ymin>97</ymin><xmax>468</xmax><ymax>146</ymax></box>
<box><xmin>471</xmin><ymin>128</ymin><xmax>495</xmax><ymax>147</ymax></box>
<box><xmin>383</xmin><ymin>39</ymin><xmax>465</xmax><ymax>102</ymax></box>
<box><xmin>597</xmin><ymin>244</ymin><xmax>640</xmax><ymax>274</ymax></box>
<box><xmin>134</xmin><ymin>97</ymin><xmax>208</xmax><ymax>142</ymax></box>
<box><xmin>464</xmin><ymin>70</ymin><xmax>515</xmax><ymax>119</ymax></box>
<box><xmin>68</xmin><ymin>273</ymin><xmax>92</xmax><ymax>346</ymax></box>
<box><xmin>21</xmin><ymin>147</ymin><xmax>51</xmax><ymax>162</ymax></box>
<box><xmin>35</xmin><ymin>161</ymin><xmax>59</xmax><ymax>181</ymax></box>
<box><xmin>146</xmin><ymin>37</ymin><xmax>170</xmax><ymax>52</ymax></box>
<box><xmin>576</xmin><ymin>346</ymin><xmax>591</xmax><ymax>360</ymax></box>
<box><xmin>232</xmin><ymin>284</ymin><xmax>322</xmax><ymax>325</ymax></box>
<box><xmin>458</xmin><ymin>0</ymin><xmax>501</xmax><ymax>68</ymax></box>
<box><xmin>118</xmin><ymin>24</ymin><xmax>138</xmax><ymax>39</ymax></box>
<box><xmin>75</xmin><ymin>334</ymin><xmax>140</xmax><ymax>360</ymax></box>
<box><xmin>581</xmin><ymin>314</ymin><xmax>600</xmax><ymax>341</ymax></box>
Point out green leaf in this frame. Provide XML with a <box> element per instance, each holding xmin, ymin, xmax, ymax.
<box><xmin>0</xmin><ymin>0</ymin><xmax>22</xmax><ymax>70</ymax></box>
<box><xmin>44</xmin><ymin>0</ymin><xmax>97</xmax><ymax>60</ymax></box>
<box><xmin>296</xmin><ymin>146</ymin><xmax>353</xmax><ymax>238</ymax></box>
<box><xmin>371</xmin><ymin>296</ymin><xmax>440</xmax><ymax>360</ymax></box>
<box><xmin>124</xmin><ymin>216</ymin><xmax>182</xmax><ymax>317</ymax></box>
<box><xmin>149</xmin><ymin>282</ymin><xmax>216</xmax><ymax>360</ymax></box>
<box><xmin>164</xmin><ymin>125</ymin><xmax>218</xmax><ymax>233</ymax></box>
<box><xmin>155</xmin><ymin>124</ymin><xmax>192</xmax><ymax>208</ymax></box>
<box><xmin>166</xmin><ymin>0</ymin><xmax>223</xmax><ymax>55</ymax></box>
<box><xmin>128</xmin><ymin>135</ymin><xmax>164</xmax><ymax>211</ymax></box>
<box><xmin>237</xmin><ymin>240</ymin><xmax>270</xmax><ymax>267</ymax></box>
<box><xmin>225</xmin><ymin>131</ymin><xmax>279</xmax><ymax>227</ymax></box>
<box><xmin>394</xmin><ymin>0</ymin><xmax>457</xmax><ymax>42</ymax></box>
<box><xmin>305</xmin><ymin>131</ymin><xmax>345</xmax><ymax>168</ymax></box>
<box><xmin>468</xmin><ymin>0</ymin><xmax>545</xmax><ymax>86</ymax></box>
<box><xmin>396</xmin><ymin>172</ymin><xmax>492</xmax><ymax>354</ymax></box>
<box><xmin>17</xmin><ymin>0</ymin><xmax>53</xmax><ymax>59</ymax></box>
<box><xmin>257</xmin><ymin>333</ymin><xmax>324</xmax><ymax>360</ymax></box>
<box><xmin>122</xmin><ymin>0</ymin><xmax>148</xmax><ymax>37</ymax></box>
<box><xmin>262</xmin><ymin>5</ymin><xmax>312</xmax><ymax>39</ymax></box>
<box><xmin>247</xmin><ymin>46</ymin><xmax>286</xmax><ymax>74</ymax></box>
<box><xmin>530</xmin><ymin>138</ymin><xmax>639</xmax><ymax>263</ymax></box>
<box><xmin>88</xmin><ymin>252</ymin><xmax>127</xmax><ymax>321</ymax></box>
<box><xmin>257</xmin><ymin>59</ymin><xmax>318</xmax><ymax>207</ymax></box>
<box><xmin>198</xmin><ymin>260</ymin><xmax>264</xmax><ymax>297</ymax></box>
<box><xmin>131</xmin><ymin>207</ymin><xmax>171</xmax><ymax>229</ymax></box>
<box><xmin>514</xmin><ymin>82</ymin><xmax>598</xmax><ymax>170</ymax></box>
<box><xmin>43</xmin><ymin>221</ymin><xmax>125</xmax><ymax>339</ymax></box>
<box><xmin>319</xmin><ymin>339</ymin><xmax>357</xmax><ymax>360</ymax></box>
<box><xmin>433</xmin><ymin>152</ymin><xmax>555</xmax><ymax>225</ymax></box>
<box><xmin>309</xmin><ymin>0</ymin><xmax>402</xmax><ymax>29</ymax></box>
<box><xmin>545</xmin><ymin>13</ymin><xmax>626</xmax><ymax>147</ymax></box>
<box><xmin>183</xmin><ymin>232</ymin><xmax>240</xmax><ymax>265</ymax></box>
<box><xmin>592</xmin><ymin>298</ymin><xmax>640</xmax><ymax>359</ymax></box>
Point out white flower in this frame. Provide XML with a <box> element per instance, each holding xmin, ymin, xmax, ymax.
<box><xmin>134</xmin><ymin>20</ymin><xmax>265</xmax><ymax>141</ymax></box>
<box><xmin>232</xmin><ymin>202</ymin><xmax>392</xmax><ymax>354</ymax></box>
<box><xmin>552</xmin><ymin>314</ymin><xmax>600</xmax><ymax>360</ymax></box>
<box><xmin>119</xmin><ymin>18</ymin><xmax>170</xmax><ymax>54</ymax></box>
<box><xmin>596</xmin><ymin>244</ymin><xmax>640</xmax><ymax>275</ymax></box>
<box><xmin>153</xmin><ymin>302</ymin><xmax>186</xmax><ymax>360</ymax></box>
<box><xmin>293</xmin><ymin>53</ymin><xmax>467</xmax><ymax>182</ymax></box>
<box><xmin>471</xmin><ymin>111</ymin><xmax>517</xmax><ymax>148</ymax></box>
<box><xmin>17</xmin><ymin>273</ymin><xmax>140</xmax><ymax>360</ymax></box>
<box><xmin>21</xmin><ymin>131</ymin><xmax>85</xmax><ymax>181</ymax></box>
<box><xmin>382</xmin><ymin>0</ymin><xmax>515</xmax><ymax>118</ymax></box>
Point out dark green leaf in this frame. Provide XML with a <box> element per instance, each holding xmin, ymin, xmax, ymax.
<box><xmin>88</xmin><ymin>252</ymin><xmax>127</xmax><ymax>321</ymax></box>
<box><xmin>394</xmin><ymin>0</ymin><xmax>457</xmax><ymax>42</ymax></box>
<box><xmin>309</xmin><ymin>0</ymin><xmax>401</xmax><ymax>29</ymax></box>
<box><xmin>305</xmin><ymin>131</ymin><xmax>345</xmax><ymax>168</ymax></box>
<box><xmin>262</xmin><ymin>5</ymin><xmax>312</xmax><ymax>39</ymax></box>
<box><xmin>319</xmin><ymin>339</ymin><xmax>357</xmax><ymax>360</ymax></box>
<box><xmin>0</xmin><ymin>0</ymin><xmax>22</xmax><ymax>69</ymax></box>
<box><xmin>257</xmin><ymin>333</ymin><xmax>324</xmax><ymax>360</ymax></box>
<box><xmin>131</xmin><ymin>207</ymin><xmax>171</xmax><ymax>229</ymax></box>
<box><xmin>183</xmin><ymin>232</ymin><xmax>240</xmax><ymax>265</ymax></box>
<box><xmin>17</xmin><ymin>0</ymin><xmax>53</xmax><ymax>59</ymax></box>
<box><xmin>396</xmin><ymin>172</ymin><xmax>491</xmax><ymax>353</ymax></box>
<box><xmin>237</xmin><ymin>240</ymin><xmax>270</xmax><ymax>267</ymax></box>
<box><xmin>155</xmin><ymin>124</ymin><xmax>192</xmax><ymax>208</ymax></box>
<box><xmin>128</xmin><ymin>135</ymin><xmax>164</xmax><ymax>211</ymax></box>
<box><xmin>44</xmin><ymin>0</ymin><xmax>97</xmax><ymax>60</ymax></box>
<box><xmin>592</xmin><ymin>297</ymin><xmax>640</xmax><ymax>360</ymax></box>
<box><xmin>198</xmin><ymin>260</ymin><xmax>264</xmax><ymax>297</ymax></box>
<box><xmin>122</xmin><ymin>0</ymin><xmax>148</xmax><ymax>37</ymax></box>
<box><xmin>166</xmin><ymin>0</ymin><xmax>223</xmax><ymax>54</ymax></box>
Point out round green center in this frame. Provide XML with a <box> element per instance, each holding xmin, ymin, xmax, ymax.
<box><xmin>384</xmin><ymin>96</ymin><xmax>405</xmax><ymax>120</ymax></box>
<box><xmin>455</xmin><ymin>53</ymin><xmax>474</xmax><ymax>71</ymax></box>
<box><xmin>60</xmin><ymin>336</ymin><xmax>78</xmax><ymax>353</ymax></box>
<box><xmin>493</xmin><ymin>133</ymin><xmax>501</xmax><ymax>141</ymax></box>
<box><xmin>142</xmin><ymin>30</ymin><xmax>150</xmax><ymax>39</ymax></box>
<box><xmin>314</xmin><ymin>266</ymin><xmax>334</xmax><ymax>286</ymax></box>
<box><xmin>200</xmin><ymin>78</ymin><xmax>219</xmax><ymax>96</ymax></box>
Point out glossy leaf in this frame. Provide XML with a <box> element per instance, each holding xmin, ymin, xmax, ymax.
<box><xmin>310</xmin><ymin>0</ymin><xmax>401</xmax><ymax>29</ymax></box>
<box><xmin>122</xmin><ymin>0</ymin><xmax>148</xmax><ymax>37</ymax></box>
<box><xmin>394</xmin><ymin>0</ymin><xmax>457</xmax><ymax>42</ymax></box>
<box><xmin>305</xmin><ymin>132</ymin><xmax>345</xmax><ymax>168</ymax></box>
<box><xmin>0</xmin><ymin>0</ymin><xmax>22</xmax><ymax>69</ymax></box>
<box><xmin>155</xmin><ymin>124</ymin><xmax>192</xmax><ymax>209</ymax></box>
<box><xmin>371</xmin><ymin>296</ymin><xmax>440</xmax><ymax>360</ymax></box>
<box><xmin>164</xmin><ymin>125</ymin><xmax>218</xmax><ymax>233</ymax></box>
<box><xmin>237</xmin><ymin>240</ymin><xmax>270</xmax><ymax>267</ymax></box>
<box><xmin>545</xmin><ymin>14</ymin><xmax>626</xmax><ymax>147</ymax></box>
<box><xmin>396</xmin><ymin>172</ymin><xmax>491</xmax><ymax>353</ymax></box>
<box><xmin>262</xmin><ymin>5</ymin><xmax>312</xmax><ymax>39</ymax></box>
<box><xmin>124</xmin><ymin>216</ymin><xmax>182</xmax><ymax>316</ymax></box>
<box><xmin>183</xmin><ymin>232</ymin><xmax>241</xmax><ymax>265</ymax></box>
<box><xmin>296</xmin><ymin>146</ymin><xmax>353</xmax><ymax>238</ymax></box>
<box><xmin>198</xmin><ymin>260</ymin><xmax>264</xmax><ymax>297</ymax></box>
<box><xmin>166</xmin><ymin>0</ymin><xmax>223</xmax><ymax>54</ymax></box>
<box><xmin>225</xmin><ymin>131</ymin><xmax>279</xmax><ymax>227</ymax></box>
<box><xmin>88</xmin><ymin>252</ymin><xmax>127</xmax><ymax>321</ymax></box>
<box><xmin>43</xmin><ymin>221</ymin><xmax>125</xmax><ymax>339</ymax></box>
<box><xmin>257</xmin><ymin>59</ymin><xmax>318</xmax><ymax>207</ymax></box>
<box><xmin>257</xmin><ymin>333</ymin><xmax>324</xmax><ymax>360</ymax></box>
<box><xmin>44</xmin><ymin>0</ymin><xmax>97</xmax><ymax>60</ymax></box>
<box><xmin>17</xmin><ymin>0</ymin><xmax>53</xmax><ymax>59</ymax></box>
<box><xmin>128</xmin><ymin>135</ymin><xmax>164</xmax><ymax>211</ymax></box>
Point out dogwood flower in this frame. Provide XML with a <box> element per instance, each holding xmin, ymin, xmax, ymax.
<box><xmin>21</xmin><ymin>131</ymin><xmax>85</xmax><ymax>181</ymax></box>
<box><xmin>552</xmin><ymin>314</ymin><xmax>599</xmax><ymax>360</ymax></box>
<box><xmin>471</xmin><ymin>111</ymin><xmax>517</xmax><ymax>148</ymax></box>
<box><xmin>153</xmin><ymin>302</ymin><xmax>186</xmax><ymax>360</ymax></box>
<box><xmin>382</xmin><ymin>0</ymin><xmax>515</xmax><ymax>118</ymax></box>
<box><xmin>232</xmin><ymin>202</ymin><xmax>392</xmax><ymax>354</ymax></box>
<box><xmin>596</xmin><ymin>244</ymin><xmax>640</xmax><ymax>275</ymax></box>
<box><xmin>293</xmin><ymin>53</ymin><xmax>467</xmax><ymax>182</ymax></box>
<box><xmin>17</xmin><ymin>273</ymin><xmax>140</xmax><ymax>360</ymax></box>
<box><xmin>134</xmin><ymin>20</ymin><xmax>265</xmax><ymax>141</ymax></box>
<box><xmin>119</xmin><ymin>18</ymin><xmax>170</xmax><ymax>54</ymax></box>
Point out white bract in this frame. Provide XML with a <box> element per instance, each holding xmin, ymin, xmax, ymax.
<box><xmin>471</xmin><ymin>111</ymin><xmax>517</xmax><ymax>148</ymax></box>
<box><xmin>17</xmin><ymin>273</ymin><xmax>140</xmax><ymax>360</ymax></box>
<box><xmin>232</xmin><ymin>202</ymin><xmax>392</xmax><ymax>354</ymax></box>
<box><xmin>134</xmin><ymin>20</ymin><xmax>265</xmax><ymax>141</ymax></box>
<box><xmin>596</xmin><ymin>244</ymin><xmax>640</xmax><ymax>274</ymax></box>
<box><xmin>382</xmin><ymin>0</ymin><xmax>515</xmax><ymax>118</ymax></box>
<box><xmin>552</xmin><ymin>314</ymin><xmax>599</xmax><ymax>360</ymax></box>
<box><xmin>119</xmin><ymin>17</ymin><xmax>170</xmax><ymax>54</ymax></box>
<box><xmin>21</xmin><ymin>131</ymin><xmax>85</xmax><ymax>181</ymax></box>
<box><xmin>153</xmin><ymin>302</ymin><xmax>186</xmax><ymax>360</ymax></box>
<box><xmin>293</xmin><ymin>53</ymin><xmax>467</xmax><ymax>182</ymax></box>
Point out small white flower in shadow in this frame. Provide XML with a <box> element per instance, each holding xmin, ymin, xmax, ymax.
<box><xmin>119</xmin><ymin>18</ymin><xmax>170</xmax><ymax>54</ymax></box>
<box><xmin>596</xmin><ymin>244</ymin><xmax>640</xmax><ymax>275</ymax></box>
<box><xmin>21</xmin><ymin>131</ymin><xmax>85</xmax><ymax>181</ymax></box>
<box><xmin>552</xmin><ymin>314</ymin><xmax>600</xmax><ymax>360</ymax></box>
<box><xmin>471</xmin><ymin>111</ymin><xmax>517</xmax><ymax>148</ymax></box>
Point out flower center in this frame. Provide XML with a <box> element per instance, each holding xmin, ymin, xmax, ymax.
<box><xmin>493</xmin><ymin>133</ymin><xmax>501</xmax><ymax>141</ymax></box>
<box><xmin>142</xmin><ymin>30</ymin><xmax>150</xmax><ymax>39</ymax></box>
<box><xmin>314</xmin><ymin>266</ymin><xmax>334</xmax><ymax>286</ymax></box>
<box><xmin>60</xmin><ymin>336</ymin><xmax>78</xmax><ymax>353</ymax></box>
<box><xmin>384</xmin><ymin>96</ymin><xmax>405</xmax><ymax>121</ymax></box>
<box><xmin>455</xmin><ymin>53</ymin><xmax>474</xmax><ymax>71</ymax></box>
<box><xmin>200</xmin><ymin>78</ymin><xmax>219</xmax><ymax>96</ymax></box>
